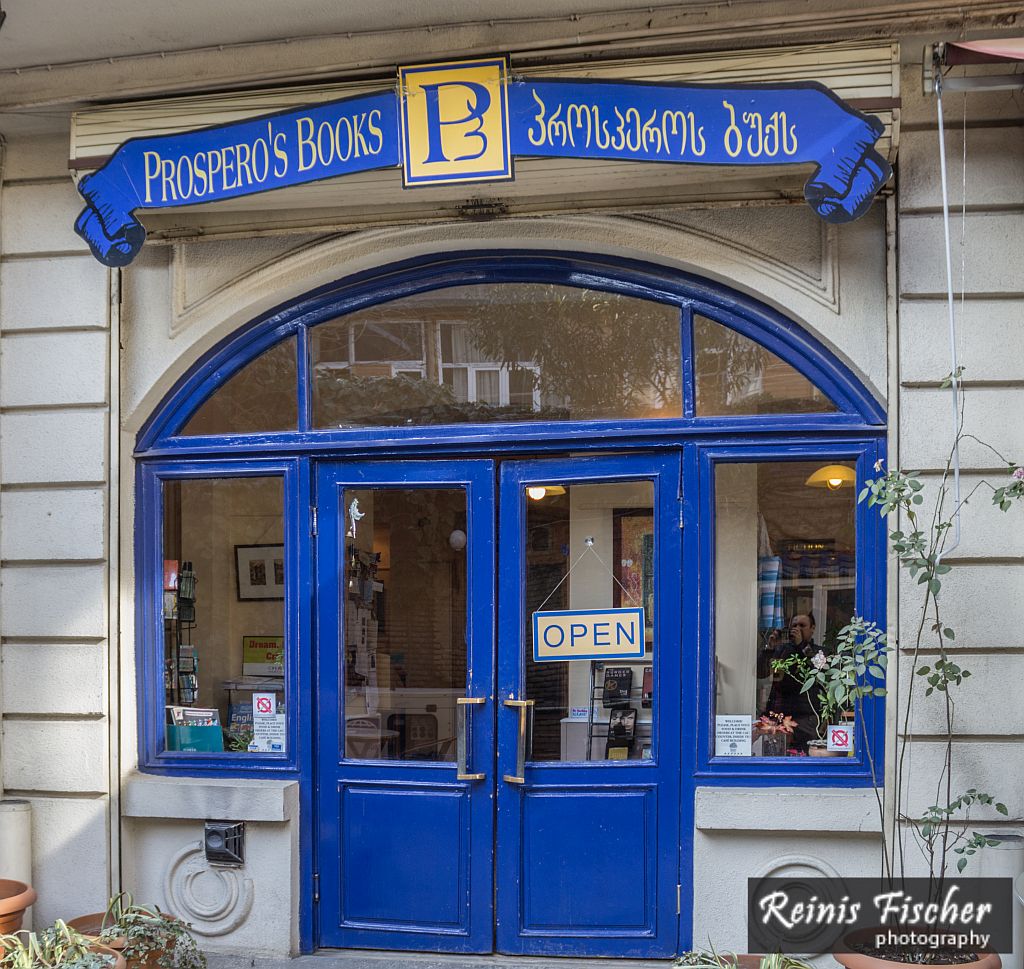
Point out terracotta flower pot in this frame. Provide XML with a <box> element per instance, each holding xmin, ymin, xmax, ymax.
<box><xmin>69</xmin><ymin>911</ymin><xmax>176</xmax><ymax>969</ymax></box>
<box><xmin>91</xmin><ymin>943</ymin><xmax>128</xmax><ymax>969</ymax></box>
<box><xmin>834</xmin><ymin>928</ymin><xmax>1002</xmax><ymax>969</ymax></box>
<box><xmin>835</xmin><ymin>949</ymin><xmax>1000</xmax><ymax>969</ymax></box>
<box><xmin>67</xmin><ymin>912</ymin><xmax>128</xmax><ymax>950</ymax></box>
<box><xmin>91</xmin><ymin>942</ymin><xmax>129</xmax><ymax>969</ymax></box>
<box><xmin>0</xmin><ymin>878</ymin><xmax>36</xmax><ymax>933</ymax></box>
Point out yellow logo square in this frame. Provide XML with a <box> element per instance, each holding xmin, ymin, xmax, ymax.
<box><xmin>399</xmin><ymin>57</ymin><xmax>512</xmax><ymax>186</ymax></box>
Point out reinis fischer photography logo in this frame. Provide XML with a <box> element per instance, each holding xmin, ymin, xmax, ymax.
<box><xmin>747</xmin><ymin>878</ymin><xmax>1013</xmax><ymax>956</ymax></box>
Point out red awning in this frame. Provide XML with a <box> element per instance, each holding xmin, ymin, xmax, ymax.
<box><xmin>943</xmin><ymin>39</ymin><xmax>1024</xmax><ymax>65</ymax></box>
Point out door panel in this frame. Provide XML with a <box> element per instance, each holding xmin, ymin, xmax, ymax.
<box><xmin>496</xmin><ymin>454</ymin><xmax>682</xmax><ymax>957</ymax></box>
<box><xmin>519</xmin><ymin>786</ymin><xmax>656</xmax><ymax>932</ymax></box>
<box><xmin>315</xmin><ymin>460</ymin><xmax>495</xmax><ymax>952</ymax></box>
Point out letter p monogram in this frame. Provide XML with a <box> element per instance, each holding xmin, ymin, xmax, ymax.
<box><xmin>421</xmin><ymin>81</ymin><xmax>491</xmax><ymax>163</ymax></box>
<box><xmin>399</xmin><ymin>58</ymin><xmax>512</xmax><ymax>186</ymax></box>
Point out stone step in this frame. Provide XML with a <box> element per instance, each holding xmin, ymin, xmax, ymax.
<box><xmin>208</xmin><ymin>951</ymin><xmax>677</xmax><ymax>969</ymax></box>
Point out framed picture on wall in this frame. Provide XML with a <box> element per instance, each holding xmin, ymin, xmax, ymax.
<box><xmin>235</xmin><ymin>544</ymin><xmax>285</xmax><ymax>600</ymax></box>
<box><xmin>613</xmin><ymin>509</ymin><xmax>654</xmax><ymax>626</ymax></box>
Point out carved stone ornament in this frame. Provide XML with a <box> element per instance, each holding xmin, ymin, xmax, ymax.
<box><xmin>164</xmin><ymin>841</ymin><xmax>254</xmax><ymax>937</ymax></box>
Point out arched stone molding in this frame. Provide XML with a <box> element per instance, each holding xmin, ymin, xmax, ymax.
<box><xmin>121</xmin><ymin>208</ymin><xmax>886</xmax><ymax>433</ymax></box>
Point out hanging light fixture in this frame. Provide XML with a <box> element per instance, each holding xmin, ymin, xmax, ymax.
<box><xmin>805</xmin><ymin>465</ymin><xmax>856</xmax><ymax>491</ymax></box>
<box><xmin>526</xmin><ymin>485</ymin><xmax>567</xmax><ymax>501</ymax></box>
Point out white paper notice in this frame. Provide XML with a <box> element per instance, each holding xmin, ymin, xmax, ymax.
<box><xmin>249</xmin><ymin>692</ymin><xmax>286</xmax><ymax>753</ymax></box>
<box><xmin>715</xmin><ymin>714</ymin><xmax>752</xmax><ymax>757</ymax></box>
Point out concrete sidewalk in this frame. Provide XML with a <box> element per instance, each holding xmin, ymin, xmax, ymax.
<box><xmin>207</xmin><ymin>951</ymin><xmax>678</xmax><ymax>969</ymax></box>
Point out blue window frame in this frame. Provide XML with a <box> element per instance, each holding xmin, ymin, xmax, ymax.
<box><xmin>690</xmin><ymin>439</ymin><xmax>887</xmax><ymax>785</ymax></box>
<box><xmin>136</xmin><ymin>457</ymin><xmax>313</xmax><ymax>776</ymax></box>
<box><xmin>134</xmin><ymin>250</ymin><xmax>886</xmax><ymax>785</ymax></box>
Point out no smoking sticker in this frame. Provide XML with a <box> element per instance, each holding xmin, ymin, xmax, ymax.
<box><xmin>827</xmin><ymin>724</ymin><xmax>852</xmax><ymax>752</ymax></box>
<box><xmin>253</xmin><ymin>692</ymin><xmax>276</xmax><ymax>716</ymax></box>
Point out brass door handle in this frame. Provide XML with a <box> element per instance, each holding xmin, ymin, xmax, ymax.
<box><xmin>503</xmin><ymin>698</ymin><xmax>534</xmax><ymax>784</ymax></box>
<box><xmin>456</xmin><ymin>697</ymin><xmax>486</xmax><ymax>781</ymax></box>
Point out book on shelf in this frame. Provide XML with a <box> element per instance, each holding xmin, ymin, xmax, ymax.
<box><xmin>177</xmin><ymin>645</ymin><xmax>196</xmax><ymax>673</ymax></box>
<box><xmin>607</xmin><ymin>705</ymin><xmax>637</xmax><ymax>744</ymax></box>
<box><xmin>167</xmin><ymin>705</ymin><xmax>220</xmax><ymax>727</ymax></box>
<box><xmin>641</xmin><ymin>666</ymin><xmax>653</xmax><ymax>707</ymax></box>
<box><xmin>606</xmin><ymin>745</ymin><xmax>630</xmax><ymax>760</ymax></box>
<box><xmin>601</xmin><ymin>666</ymin><xmax>633</xmax><ymax>707</ymax></box>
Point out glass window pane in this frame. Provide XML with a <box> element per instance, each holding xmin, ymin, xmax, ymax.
<box><xmin>694</xmin><ymin>315</ymin><xmax>837</xmax><ymax>415</ymax></box>
<box><xmin>475</xmin><ymin>369</ymin><xmax>500</xmax><ymax>405</ymax></box>
<box><xmin>342</xmin><ymin>488</ymin><xmax>467</xmax><ymax>762</ymax></box>
<box><xmin>161</xmin><ymin>476</ymin><xmax>286</xmax><ymax>755</ymax></box>
<box><xmin>713</xmin><ymin>461</ymin><xmax>856</xmax><ymax>758</ymax></box>
<box><xmin>180</xmin><ymin>337</ymin><xmax>298</xmax><ymax>435</ymax></box>
<box><xmin>312</xmin><ymin>284</ymin><xmax>682</xmax><ymax>427</ymax></box>
<box><xmin>524</xmin><ymin>481</ymin><xmax>655</xmax><ymax>763</ymax></box>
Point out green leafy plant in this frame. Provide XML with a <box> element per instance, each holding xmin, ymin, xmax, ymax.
<box><xmin>90</xmin><ymin>894</ymin><xmax>205</xmax><ymax>969</ymax></box>
<box><xmin>792</xmin><ymin>413</ymin><xmax>1020</xmax><ymax>897</ymax></box>
<box><xmin>770</xmin><ymin>649</ymin><xmax>843</xmax><ymax>743</ymax></box>
<box><xmin>0</xmin><ymin>921</ymin><xmax>116</xmax><ymax>969</ymax></box>
<box><xmin>677</xmin><ymin>950</ymin><xmax>814</xmax><ymax>969</ymax></box>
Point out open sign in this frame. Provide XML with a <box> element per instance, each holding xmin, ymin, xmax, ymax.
<box><xmin>533</xmin><ymin>607</ymin><xmax>646</xmax><ymax>662</ymax></box>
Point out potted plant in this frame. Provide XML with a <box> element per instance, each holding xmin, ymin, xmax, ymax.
<box><xmin>0</xmin><ymin>882</ymin><xmax>36</xmax><ymax>935</ymax></box>
<box><xmin>789</xmin><ymin>441</ymin><xmax>1024</xmax><ymax>969</ymax></box>
<box><xmin>679</xmin><ymin>949</ymin><xmax>817</xmax><ymax>969</ymax></box>
<box><xmin>752</xmin><ymin>712</ymin><xmax>797</xmax><ymax>757</ymax></box>
<box><xmin>1</xmin><ymin>920</ymin><xmax>125</xmax><ymax>969</ymax></box>
<box><xmin>68</xmin><ymin>894</ymin><xmax>205</xmax><ymax>969</ymax></box>
<box><xmin>769</xmin><ymin>649</ymin><xmax>847</xmax><ymax>756</ymax></box>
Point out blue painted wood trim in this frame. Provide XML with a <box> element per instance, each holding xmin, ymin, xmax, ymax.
<box><xmin>296</xmin><ymin>325</ymin><xmax>312</xmax><ymax>433</ymax></box>
<box><xmin>135</xmin><ymin>457</ymin><xmax>311</xmax><ymax>777</ymax></box>
<box><xmin>680</xmin><ymin>305</ymin><xmax>696</xmax><ymax>420</ymax></box>
<box><xmin>136</xmin><ymin>415</ymin><xmax>880</xmax><ymax>463</ymax></box>
<box><xmin>136</xmin><ymin>250</ymin><xmax>885</xmax><ymax>452</ymax></box>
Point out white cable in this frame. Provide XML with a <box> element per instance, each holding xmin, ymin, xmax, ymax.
<box><xmin>934</xmin><ymin>63</ymin><xmax>962</xmax><ymax>563</ymax></box>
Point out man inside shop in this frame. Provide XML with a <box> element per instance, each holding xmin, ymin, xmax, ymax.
<box><xmin>765</xmin><ymin>613</ymin><xmax>822</xmax><ymax>750</ymax></box>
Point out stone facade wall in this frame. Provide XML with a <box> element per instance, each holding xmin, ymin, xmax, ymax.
<box><xmin>0</xmin><ymin>133</ymin><xmax>114</xmax><ymax>925</ymax></box>
<box><xmin>896</xmin><ymin>67</ymin><xmax>1024</xmax><ymax>833</ymax></box>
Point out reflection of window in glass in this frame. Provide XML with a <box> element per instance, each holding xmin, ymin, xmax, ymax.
<box><xmin>524</xmin><ymin>481</ymin><xmax>655</xmax><ymax>763</ymax></box>
<box><xmin>180</xmin><ymin>338</ymin><xmax>298</xmax><ymax>435</ymax></box>
<box><xmin>713</xmin><ymin>461</ymin><xmax>856</xmax><ymax>758</ymax></box>
<box><xmin>161</xmin><ymin>477</ymin><xmax>286</xmax><ymax>755</ymax></box>
<box><xmin>311</xmin><ymin>284</ymin><xmax>682</xmax><ymax>427</ymax></box>
<box><xmin>342</xmin><ymin>488</ymin><xmax>467</xmax><ymax>762</ymax></box>
<box><xmin>694</xmin><ymin>315</ymin><xmax>837</xmax><ymax>415</ymax></box>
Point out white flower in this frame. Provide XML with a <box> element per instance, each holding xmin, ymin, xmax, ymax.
<box><xmin>811</xmin><ymin>650</ymin><xmax>828</xmax><ymax>671</ymax></box>
<box><xmin>1012</xmin><ymin>466</ymin><xmax>1024</xmax><ymax>482</ymax></box>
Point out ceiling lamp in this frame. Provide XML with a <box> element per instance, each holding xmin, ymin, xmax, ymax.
<box><xmin>527</xmin><ymin>485</ymin><xmax>567</xmax><ymax>501</ymax></box>
<box><xmin>805</xmin><ymin>465</ymin><xmax>856</xmax><ymax>491</ymax></box>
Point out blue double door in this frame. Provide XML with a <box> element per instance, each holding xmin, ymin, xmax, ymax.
<box><xmin>315</xmin><ymin>453</ymin><xmax>684</xmax><ymax>956</ymax></box>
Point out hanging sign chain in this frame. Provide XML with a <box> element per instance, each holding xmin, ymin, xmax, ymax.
<box><xmin>535</xmin><ymin>536</ymin><xmax>643</xmax><ymax>613</ymax></box>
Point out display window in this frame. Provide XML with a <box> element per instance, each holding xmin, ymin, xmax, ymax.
<box><xmin>696</xmin><ymin>444</ymin><xmax>885</xmax><ymax>779</ymax></box>
<box><xmin>135</xmin><ymin>253</ymin><xmax>885</xmax><ymax>779</ymax></box>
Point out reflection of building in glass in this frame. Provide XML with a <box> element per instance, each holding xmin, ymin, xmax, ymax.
<box><xmin>308</xmin><ymin>283</ymin><xmax>683</xmax><ymax>426</ymax></box>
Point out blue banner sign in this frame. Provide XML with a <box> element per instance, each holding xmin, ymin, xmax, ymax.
<box><xmin>510</xmin><ymin>80</ymin><xmax>889</xmax><ymax>222</ymax></box>
<box><xmin>74</xmin><ymin>59</ymin><xmax>890</xmax><ymax>267</ymax></box>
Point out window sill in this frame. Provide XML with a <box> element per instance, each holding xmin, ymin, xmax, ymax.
<box><xmin>124</xmin><ymin>771</ymin><xmax>298</xmax><ymax>822</ymax></box>
<box><xmin>695</xmin><ymin>786</ymin><xmax>882</xmax><ymax>833</ymax></box>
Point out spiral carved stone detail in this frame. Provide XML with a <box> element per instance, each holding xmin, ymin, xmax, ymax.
<box><xmin>164</xmin><ymin>841</ymin><xmax>254</xmax><ymax>937</ymax></box>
